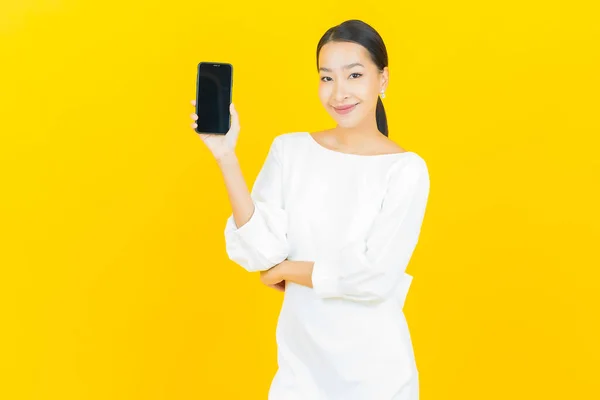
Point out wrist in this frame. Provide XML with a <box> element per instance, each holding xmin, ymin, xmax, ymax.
<box><xmin>276</xmin><ymin>260</ymin><xmax>291</xmax><ymax>280</ymax></box>
<box><xmin>279</xmin><ymin>261</ymin><xmax>314</xmax><ymax>289</ymax></box>
<box><xmin>216</xmin><ymin>151</ymin><xmax>238</xmax><ymax>166</ymax></box>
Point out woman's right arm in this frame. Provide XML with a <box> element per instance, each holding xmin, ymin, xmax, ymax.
<box><xmin>191</xmin><ymin>100</ymin><xmax>289</xmax><ymax>280</ymax></box>
<box><xmin>216</xmin><ymin>152</ymin><xmax>255</xmax><ymax>231</ymax></box>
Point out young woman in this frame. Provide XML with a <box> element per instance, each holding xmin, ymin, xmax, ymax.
<box><xmin>190</xmin><ymin>19</ymin><xmax>430</xmax><ymax>400</ymax></box>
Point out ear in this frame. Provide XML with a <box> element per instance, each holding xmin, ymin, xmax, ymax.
<box><xmin>380</xmin><ymin>66</ymin><xmax>389</xmax><ymax>92</ymax></box>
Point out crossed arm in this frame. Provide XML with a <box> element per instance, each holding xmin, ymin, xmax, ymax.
<box><xmin>260</xmin><ymin>260</ymin><xmax>314</xmax><ymax>290</ymax></box>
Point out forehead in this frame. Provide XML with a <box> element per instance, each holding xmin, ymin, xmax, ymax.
<box><xmin>318</xmin><ymin>41</ymin><xmax>370</xmax><ymax>68</ymax></box>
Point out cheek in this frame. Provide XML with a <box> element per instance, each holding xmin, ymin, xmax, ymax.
<box><xmin>318</xmin><ymin>84</ymin><xmax>331</xmax><ymax>104</ymax></box>
<box><xmin>358</xmin><ymin>82</ymin><xmax>377</xmax><ymax>99</ymax></box>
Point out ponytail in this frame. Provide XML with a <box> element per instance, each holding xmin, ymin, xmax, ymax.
<box><xmin>376</xmin><ymin>96</ymin><xmax>388</xmax><ymax>137</ymax></box>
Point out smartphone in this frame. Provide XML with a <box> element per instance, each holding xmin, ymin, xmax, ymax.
<box><xmin>194</xmin><ymin>62</ymin><xmax>233</xmax><ymax>135</ymax></box>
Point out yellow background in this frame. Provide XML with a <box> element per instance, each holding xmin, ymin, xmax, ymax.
<box><xmin>1</xmin><ymin>0</ymin><xmax>598</xmax><ymax>398</ymax></box>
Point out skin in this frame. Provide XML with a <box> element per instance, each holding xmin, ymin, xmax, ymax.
<box><xmin>261</xmin><ymin>41</ymin><xmax>408</xmax><ymax>292</ymax></box>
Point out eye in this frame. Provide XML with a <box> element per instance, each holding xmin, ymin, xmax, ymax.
<box><xmin>320</xmin><ymin>73</ymin><xmax>363</xmax><ymax>82</ymax></box>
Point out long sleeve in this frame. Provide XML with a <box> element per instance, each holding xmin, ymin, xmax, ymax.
<box><xmin>223</xmin><ymin>136</ymin><xmax>290</xmax><ymax>272</ymax></box>
<box><xmin>311</xmin><ymin>155</ymin><xmax>430</xmax><ymax>304</ymax></box>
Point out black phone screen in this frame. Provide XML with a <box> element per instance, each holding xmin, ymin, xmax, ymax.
<box><xmin>195</xmin><ymin>62</ymin><xmax>233</xmax><ymax>134</ymax></box>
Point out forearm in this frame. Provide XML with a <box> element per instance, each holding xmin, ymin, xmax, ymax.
<box><xmin>217</xmin><ymin>152</ymin><xmax>255</xmax><ymax>229</ymax></box>
<box><xmin>280</xmin><ymin>260</ymin><xmax>314</xmax><ymax>288</ymax></box>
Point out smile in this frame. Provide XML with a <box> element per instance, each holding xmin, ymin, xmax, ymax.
<box><xmin>333</xmin><ymin>103</ymin><xmax>358</xmax><ymax>115</ymax></box>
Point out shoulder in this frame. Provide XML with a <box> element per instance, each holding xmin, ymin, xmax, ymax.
<box><xmin>387</xmin><ymin>152</ymin><xmax>430</xmax><ymax>186</ymax></box>
<box><xmin>271</xmin><ymin>131</ymin><xmax>308</xmax><ymax>152</ymax></box>
<box><xmin>265</xmin><ymin>132</ymin><xmax>308</xmax><ymax>163</ymax></box>
<box><xmin>378</xmin><ymin>136</ymin><xmax>409</xmax><ymax>155</ymax></box>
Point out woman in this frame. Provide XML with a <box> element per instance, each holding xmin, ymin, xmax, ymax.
<box><xmin>190</xmin><ymin>19</ymin><xmax>430</xmax><ymax>400</ymax></box>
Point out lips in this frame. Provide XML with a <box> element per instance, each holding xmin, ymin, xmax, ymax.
<box><xmin>333</xmin><ymin>103</ymin><xmax>358</xmax><ymax>115</ymax></box>
<box><xmin>333</xmin><ymin>103</ymin><xmax>358</xmax><ymax>110</ymax></box>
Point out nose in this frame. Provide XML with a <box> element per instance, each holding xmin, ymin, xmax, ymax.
<box><xmin>332</xmin><ymin>81</ymin><xmax>349</xmax><ymax>103</ymax></box>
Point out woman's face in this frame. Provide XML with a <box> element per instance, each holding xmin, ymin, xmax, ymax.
<box><xmin>318</xmin><ymin>41</ymin><xmax>388</xmax><ymax>128</ymax></box>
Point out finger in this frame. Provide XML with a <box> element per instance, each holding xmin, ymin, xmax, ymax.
<box><xmin>190</xmin><ymin>113</ymin><xmax>198</xmax><ymax>120</ymax></box>
<box><xmin>191</xmin><ymin>100</ymin><xmax>196</xmax><ymax>106</ymax></box>
<box><xmin>229</xmin><ymin>103</ymin><xmax>240</xmax><ymax>130</ymax></box>
<box><xmin>191</xmin><ymin>123</ymin><xmax>197</xmax><ymax>128</ymax></box>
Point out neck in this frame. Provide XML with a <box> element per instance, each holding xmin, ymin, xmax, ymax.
<box><xmin>332</xmin><ymin>117</ymin><xmax>382</xmax><ymax>146</ymax></box>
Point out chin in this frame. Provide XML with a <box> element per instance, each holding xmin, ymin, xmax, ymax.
<box><xmin>333</xmin><ymin>114</ymin><xmax>362</xmax><ymax>126</ymax></box>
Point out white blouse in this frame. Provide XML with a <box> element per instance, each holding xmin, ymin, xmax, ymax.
<box><xmin>224</xmin><ymin>131</ymin><xmax>430</xmax><ymax>400</ymax></box>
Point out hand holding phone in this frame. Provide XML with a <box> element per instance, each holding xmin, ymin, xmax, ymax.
<box><xmin>190</xmin><ymin>100</ymin><xmax>240</xmax><ymax>160</ymax></box>
<box><xmin>190</xmin><ymin>61</ymin><xmax>238</xmax><ymax>159</ymax></box>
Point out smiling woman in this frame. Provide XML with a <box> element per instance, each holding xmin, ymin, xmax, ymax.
<box><xmin>317</xmin><ymin>20</ymin><xmax>390</xmax><ymax>138</ymax></box>
<box><xmin>219</xmin><ymin>19</ymin><xmax>428</xmax><ymax>400</ymax></box>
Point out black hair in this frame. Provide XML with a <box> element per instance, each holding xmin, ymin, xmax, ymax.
<box><xmin>316</xmin><ymin>19</ymin><xmax>389</xmax><ymax>137</ymax></box>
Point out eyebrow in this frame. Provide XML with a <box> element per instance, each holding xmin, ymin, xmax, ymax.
<box><xmin>319</xmin><ymin>62</ymin><xmax>365</xmax><ymax>72</ymax></box>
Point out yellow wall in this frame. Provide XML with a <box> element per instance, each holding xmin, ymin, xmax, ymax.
<box><xmin>1</xmin><ymin>1</ymin><xmax>598</xmax><ymax>398</ymax></box>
